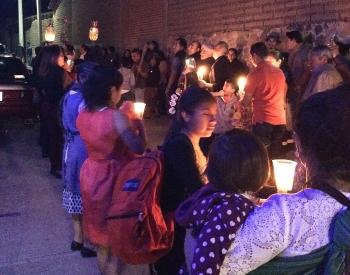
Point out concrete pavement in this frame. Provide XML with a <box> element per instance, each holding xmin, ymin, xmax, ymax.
<box><xmin>0</xmin><ymin>117</ymin><xmax>169</xmax><ymax>275</ymax></box>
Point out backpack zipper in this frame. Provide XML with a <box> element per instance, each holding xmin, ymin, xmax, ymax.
<box><xmin>107</xmin><ymin>211</ymin><xmax>144</xmax><ymax>221</ymax></box>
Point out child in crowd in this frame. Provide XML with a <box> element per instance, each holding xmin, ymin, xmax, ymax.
<box><xmin>212</xmin><ymin>78</ymin><xmax>245</xmax><ymax>135</ymax></box>
<box><xmin>118</xmin><ymin>57</ymin><xmax>136</xmax><ymax>103</ymax></box>
<box><xmin>145</xmin><ymin>56</ymin><xmax>161</xmax><ymax>117</ymax></box>
<box><xmin>77</xmin><ymin>66</ymin><xmax>146</xmax><ymax>274</ymax></box>
<box><xmin>200</xmin><ymin>78</ymin><xmax>246</xmax><ymax>156</ymax></box>
<box><xmin>176</xmin><ymin>129</ymin><xmax>269</xmax><ymax>275</ymax></box>
<box><xmin>155</xmin><ymin>87</ymin><xmax>217</xmax><ymax>275</ymax></box>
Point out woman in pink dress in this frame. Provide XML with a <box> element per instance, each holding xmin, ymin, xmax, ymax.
<box><xmin>77</xmin><ymin>65</ymin><xmax>146</xmax><ymax>274</ymax></box>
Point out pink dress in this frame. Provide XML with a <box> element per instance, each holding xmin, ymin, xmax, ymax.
<box><xmin>77</xmin><ymin>108</ymin><xmax>135</xmax><ymax>246</ymax></box>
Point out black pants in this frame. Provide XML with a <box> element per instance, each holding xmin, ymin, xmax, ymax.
<box><xmin>41</xmin><ymin>102</ymin><xmax>63</xmax><ymax>172</ymax></box>
<box><xmin>154</xmin><ymin>224</ymin><xmax>185</xmax><ymax>275</ymax></box>
<box><xmin>252</xmin><ymin>122</ymin><xmax>286</xmax><ymax>159</ymax></box>
<box><xmin>39</xmin><ymin>103</ymin><xmax>49</xmax><ymax>156</ymax></box>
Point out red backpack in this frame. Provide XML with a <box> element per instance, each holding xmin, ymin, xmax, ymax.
<box><xmin>106</xmin><ymin>150</ymin><xmax>174</xmax><ymax>264</ymax></box>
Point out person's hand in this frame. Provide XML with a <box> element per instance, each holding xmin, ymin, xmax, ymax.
<box><xmin>119</xmin><ymin>101</ymin><xmax>139</xmax><ymax>120</ymax></box>
<box><xmin>183</xmin><ymin>66</ymin><xmax>194</xmax><ymax>75</ymax></box>
<box><xmin>198</xmin><ymin>79</ymin><xmax>209</xmax><ymax>88</ymax></box>
<box><xmin>137</xmin><ymin>66</ymin><xmax>143</xmax><ymax>74</ymax></box>
<box><xmin>143</xmin><ymin>43</ymin><xmax>148</xmax><ymax>52</ymax></box>
<box><xmin>217</xmin><ymin>90</ymin><xmax>225</xmax><ymax>97</ymax></box>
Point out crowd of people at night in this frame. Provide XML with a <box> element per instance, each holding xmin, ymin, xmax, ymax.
<box><xmin>29</xmin><ymin>29</ymin><xmax>350</xmax><ymax>275</ymax></box>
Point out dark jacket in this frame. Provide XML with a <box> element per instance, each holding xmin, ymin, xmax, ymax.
<box><xmin>146</xmin><ymin>65</ymin><xmax>160</xmax><ymax>87</ymax></box>
<box><xmin>160</xmin><ymin>133</ymin><xmax>204</xmax><ymax>213</ymax></box>
<box><xmin>189</xmin><ymin>51</ymin><xmax>201</xmax><ymax>66</ymax></box>
<box><xmin>169</xmin><ymin>50</ymin><xmax>187</xmax><ymax>92</ymax></box>
<box><xmin>41</xmin><ymin>65</ymin><xmax>65</xmax><ymax>106</ymax></box>
<box><xmin>210</xmin><ymin>55</ymin><xmax>232</xmax><ymax>92</ymax></box>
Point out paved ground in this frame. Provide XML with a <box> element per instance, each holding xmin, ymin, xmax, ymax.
<box><xmin>0</xmin><ymin>117</ymin><xmax>169</xmax><ymax>275</ymax></box>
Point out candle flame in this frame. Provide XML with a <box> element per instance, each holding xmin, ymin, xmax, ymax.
<box><xmin>134</xmin><ymin>102</ymin><xmax>146</xmax><ymax>119</ymax></box>
<box><xmin>197</xmin><ymin>66</ymin><xmax>207</xmax><ymax>80</ymax></box>
<box><xmin>237</xmin><ymin>76</ymin><xmax>247</xmax><ymax>92</ymax></box>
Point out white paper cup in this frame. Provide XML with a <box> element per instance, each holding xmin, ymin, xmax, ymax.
<box><xmin>134</xmin><ymin>102</ymin><xmax>146</xmax><ymax>119</ymax></box>
<box><xmin>272</xmin><ymin>159</ymin><xmax>297</xmax><ymax>193</ymax></box>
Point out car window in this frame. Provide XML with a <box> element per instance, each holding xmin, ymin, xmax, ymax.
<box><xmin>0</xmin><ymin>58</ymin><xmax>28</xmax><ymax>81</ymax></box>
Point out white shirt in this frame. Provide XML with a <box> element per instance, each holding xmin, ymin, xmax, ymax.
<box><xmin>119</xmin><ymin>67</ymin><xmax>136</xmax><ymax>94</ymax></box>
<box><xmin>220</xmin><ymin>188</ymin><xmax>349</xmax><ymax>274</ymax></box>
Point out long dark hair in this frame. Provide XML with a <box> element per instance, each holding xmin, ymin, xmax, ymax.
<box><xmin>81</xmin><ymin>65</ymin><xmax>123</xmax><ymax>111</ymax></box>
<box><xmin>164</xmin><ymin>86</ymin><xmax>215</xmax><ymax>143</ymax></box>
<box><xmin>294</xmin><ymin>84</ymin><xmax>350</xmax><ymax>183</ymax></box>
<box><xmin>70</xmin><ymin>61</ymin><xmax>99</xmax><ymax>91</ymax></box>
<box><xmin>38</xmin><ymin>45</ymin><xmax>63</xmax><ymax>78</ymax></box>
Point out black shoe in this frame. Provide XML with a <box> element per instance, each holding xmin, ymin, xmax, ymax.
<box><xmin>50</xmin><ymin>169</ymin><xmax>62</xmax><ymax>179</ymax></box>
<box><xmin>80</xmin><ymin>246</ymin><xmax>97</xmax><ymax>258</ymax></box>
<box><xmin>71</xmin><ymin>241</ymin><xmax>83</xmax><ymax>251</ymax></box>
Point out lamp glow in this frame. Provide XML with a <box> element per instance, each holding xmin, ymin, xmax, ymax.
<box><xmin>89</xmin><ymin>21</ymin><xmax>99</xmax><ymax>42</ymax></box>
<box><xmin>44</xmin><ymin>22</ymin><xmax>55</xmax><ymax>42</ymax></box>
<box><xmin>237</xmin><ymin>76</ymin><xmax>247</xmax><ymax>92</ymax></box>
<box><xmin>272</xmin><ymin>159</ymin><xmax>297</xmax><ymax>193</ymax></box>
<box><xmin>134</xmin><ymin>102</ymin><xmax>146</xmax><ymax>119</ymax></box>
<box><xmin>197</xmin><ymin>66</ymin><xmax>207</xmax><ymax>80</ymax></box>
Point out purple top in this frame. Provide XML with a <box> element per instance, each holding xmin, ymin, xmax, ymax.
<box><xmin>176</xmin><ymin>184</ymin><xmax>254</xmax><ymax>275</ymax></box>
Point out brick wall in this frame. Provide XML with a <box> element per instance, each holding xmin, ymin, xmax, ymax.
<box><xmin>13</xmin><ymin>0</ymin><xmax>350</xmax><ymax>52</ymax></box>
<box><xmin>167</xmin><ymin>0</ymin><xmax>350</xmax><ymax>37</ymax></box>
<box><xmin>119</xmin><ymin>0</ymin><xmax>165</xmax><ymax>48</ymax></box>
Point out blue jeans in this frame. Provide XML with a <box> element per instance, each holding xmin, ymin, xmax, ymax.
<box><xmin>252</xmin><ymin>122</ymin><xmax>286</xmax><ymax>159</ymax></box>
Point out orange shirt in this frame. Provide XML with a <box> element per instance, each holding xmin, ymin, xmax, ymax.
<box><xmin>245</xmin><ymin>61</ymin><xmax>287</xmax><ymax>125</ymax></box>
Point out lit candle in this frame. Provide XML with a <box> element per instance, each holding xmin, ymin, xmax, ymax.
<box><xmin>197</xmin><ymin>66</ymin><xmax>207</xmax><ymax>80</ymax></box>
<box><xmin>237</xmin><ymin>76</ymin><xmax>247</xmax><ymax>92</ymax></box>
<box><xmin>185</xmin><ymin>58</ymin><xmax>196</xmax><ymax>69</ymax></box>
<box><xmin>134</xmin><ymin>102</ymin><xmax>146</xmax><ymax>119</ymax></box>
<box><xmin>272</xmin><ymin>159</ymin><xmax>297</xmax><ymax>193</ymax></box>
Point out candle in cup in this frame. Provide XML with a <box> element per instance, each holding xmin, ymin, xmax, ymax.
<box><xmin>197</xmin><ymin>66</ymin><xmax>207</xmax><ymax>80</ymax></box>
<box><xmin>134</xmin><ymin>102</ymin><xmax>146</xmax><ymax>119</ymax></box>
<box><xmin>272</xmin><ymin>159</ymin><xmax>297</xmax><ymax>193</ymax></box>
<box><xmin>237</xmin><ymin>76</ymin><xmax>247</xmax><ymax>92</ymax></box>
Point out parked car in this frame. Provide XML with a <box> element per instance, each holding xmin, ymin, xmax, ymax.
<box><xmin>0</xmin><ymin>55</ymin><xmax>36</xmax><ymax>118</ymax></box>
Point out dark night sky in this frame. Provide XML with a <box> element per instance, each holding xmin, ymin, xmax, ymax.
<box><xmin>0</xmin><ymin>0</ymin><xmax>51</xmax><ymax>24</ymax></box>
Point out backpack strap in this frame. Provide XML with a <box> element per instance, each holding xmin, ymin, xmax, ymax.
<box><xmin>311</xmin><ymin>178</ymin><xmax>350</xmax><ymax>208</ymax></box>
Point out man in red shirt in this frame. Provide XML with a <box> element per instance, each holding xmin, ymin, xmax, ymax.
<box><xmin>242</xmin><ymin>42</ymin><xmax>287</xmax><ymax>158</ymax></box>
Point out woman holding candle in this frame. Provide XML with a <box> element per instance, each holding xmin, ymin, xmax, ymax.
<box><xmin>62</xmin><ymin>61</ymin><xmax>98</xmax><ymax>257</ymax></box>
<box><xmin>77</xmin><ymin>66</ymin><xmax>146</xmax><ymax>274</ymax></box>
<box><xmin>220</xmin><ymin>84</ymin><xmax>350</xmax><ymax>274</ymax></box>
<box><xmin>155</xmin><ymin>87</ymin><xmax>217</xmax><ymax>275</ymax></box>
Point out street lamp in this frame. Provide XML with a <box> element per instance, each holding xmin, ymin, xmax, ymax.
<box><xmin>89</xmin><ymin>21</ymin><xmax>99</xmax><ymax>42</ymax></box>
<box><xmin>44</xmin><ymin>22</ymin><xmax>55</xmax><ymax>42</ymax></box>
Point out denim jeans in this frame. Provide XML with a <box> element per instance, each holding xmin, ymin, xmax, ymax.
<box><xmin>252</xmin><ymin>122</ymin><xmax>286</xmax><ymax>159</ymax></box>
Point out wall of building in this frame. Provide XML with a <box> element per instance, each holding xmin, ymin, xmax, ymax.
<box><xmin>52</xmin><ymin>0</ymin><xmax>72</xmax><ymax>44</ymax></box>
<box><xmin>5</xmin><ymin>0</ymin><xmax>350</xmax><ymax>54</ymax></box>
<box><xmin>25</xmin><ymin>17</ymin><xmax>52</xmax><ymax>47</ymax></box>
